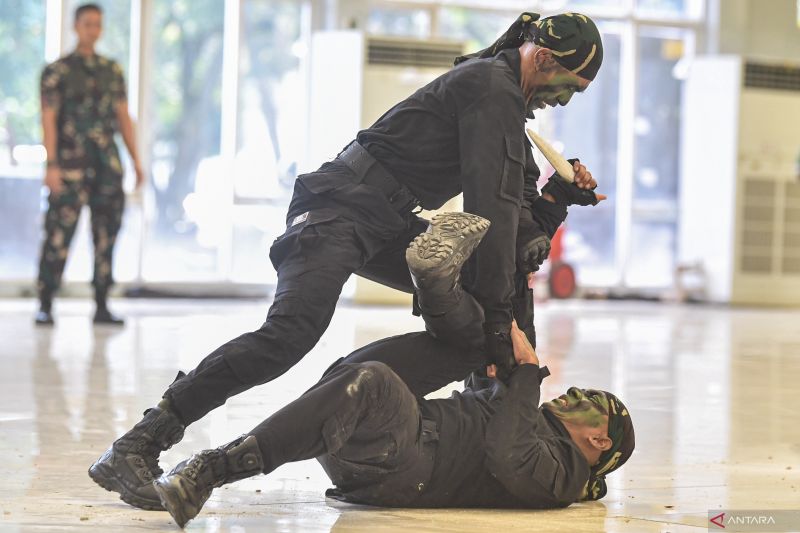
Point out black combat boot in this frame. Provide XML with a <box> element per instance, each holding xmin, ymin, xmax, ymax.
<box><xmin>89</xmin><ymin>401</ymin><xmax>185</xmax><ymax>510</ymax></box>
<box><xmin>405</xmin><ymin>212</ymin><xmax>490</xmax><ymax>315</ymax></box>
<box><xmin>93</xmin><ymin>288</ymin><xmax>125</xmax><ymax>325</ymax></box>
<box><xmin>154</xmin><ymin>435</ymin><xmax>264</xmax><ymax>528</ymax></box>
<box><xmin>93</xmin><ymin>307</ymin><xmax>125</xmax><ymax>325</ymax></box>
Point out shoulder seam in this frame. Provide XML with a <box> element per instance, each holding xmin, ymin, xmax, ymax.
<box><xmin>460</xmin><ymin>58</ymin><xmax>525</xmax><ymax>119</ymax></box>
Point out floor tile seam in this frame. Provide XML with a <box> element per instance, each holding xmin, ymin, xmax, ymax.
<box><xmin>244</xmin><ymin>499</ymin><xmax>329</xmax><ymax>507</ymax></box>
<box><xmin>609</xmin><ymin>483</ymin><xmax>728</xmax><ymax>490</ymax></box>
<box><xmin>609</xmin><ymin>515</ymin><xmax>708</xmax><ymax>529</ymax></box>
<box><xmin>613</xmin><ymin>480</ymin><xmax>799</xmax><ymax>491</ymax></box>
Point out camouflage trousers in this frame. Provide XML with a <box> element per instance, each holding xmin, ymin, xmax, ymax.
<box><xmin>37</xmin><ymin>148</ymin><xmax>125</xmax><ymax>298</ymax></box>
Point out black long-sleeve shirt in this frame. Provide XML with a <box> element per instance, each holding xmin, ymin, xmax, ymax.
<box><xmin>358</xmin><ymin>48</ymin><xmax>537</xmax><ymax>329</ymax></box>
<box><xmin>415</xmin><ymin>365</ymin><xmax>590</xmax><ymax>508</ymax></box>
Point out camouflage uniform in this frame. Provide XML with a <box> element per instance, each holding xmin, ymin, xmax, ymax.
<box><xmin>37</xmin><ymin>52</ymin><xmax>127</xmax><ymax>300</ymax></box>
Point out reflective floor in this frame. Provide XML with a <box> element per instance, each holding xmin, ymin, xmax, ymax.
<box><xmin>1</xmin><ymin>298</ymin><xmax>798</xmax><ymax>532</ymax></box>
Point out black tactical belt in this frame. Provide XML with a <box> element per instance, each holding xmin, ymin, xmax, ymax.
<box><xmin>338</xmin><ymin>141</ymin><xmax>421</xmax><ymax>215</ymax></box>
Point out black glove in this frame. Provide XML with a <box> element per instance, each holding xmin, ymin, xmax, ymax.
<box><xmin>541</xmin><ymin>159</ymin><xmax>600</xmax><ymax>206</ymax></box>
<box><xmin>484</xmin><ymin>327</ymin><xmax>517</xmax><ymax>383</ymax></box>
<box><xmin>517</xmin><ymin>233</ymin><xmax>551</xmax><ymax>273</ymax></box>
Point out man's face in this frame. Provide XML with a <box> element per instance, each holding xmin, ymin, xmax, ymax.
<box><xmin>529</xmin><ymin>69</ymin><xmax>590</xmax><ymax>110</ymax></box>
<box><xmin>544</xmin><ymin>386</ymin><xmax>609</xmax><ymax>428</ymax></box>
<box><xmin>75</xmin><ymin>10</ymin><xmax>103</xmax><ymax>47</ymax></box>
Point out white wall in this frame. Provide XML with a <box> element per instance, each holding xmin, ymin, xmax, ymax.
<box><xmin>718</xmin><ymin>0</ymin><xmax>800</xmax><ymax>62</ymax></box>
<box><xmin>679</xmin><ymin>56</ymin><xmax>741</xmax><ymax>302</ymax></box>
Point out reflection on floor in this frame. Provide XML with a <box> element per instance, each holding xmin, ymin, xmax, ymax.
<box><xmin>0</xmin><ymin>298</ymin><xmax>798</xmax><ymax>532</ymax></box>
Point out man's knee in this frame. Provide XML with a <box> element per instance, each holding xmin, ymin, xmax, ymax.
<box><xmin>262</xmin><ymin>294</ymin><xmax>335</xmax><ymax>352</ymax></box>
<box><xmin>338</xmin><ymin>361</ymin><xmax>398</xmax><ymax>396</ymax></box>
<box><xmin>356</xmin><ymin>361</ymin><xmax>395</xmax><ymax>380</ymax></box>
<box><xmin>203</xmin><ymin>292</ymin><xmax>336</xmax><ymax>384</ymax></box>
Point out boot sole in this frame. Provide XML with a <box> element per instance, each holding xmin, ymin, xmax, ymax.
<box><xmin>88</xmin><ymin>462</ymin><xmax>165</xmax><ymax>511</ymax></box>
<box><xmin>406</xmin><ymin>212</ymin><xmax>490</xmax><ymax>278</ymax></box>
<box><xmin>153</xmin><ymin>478</ymin><xmax>197</xmax><ymax>528</ymax></box>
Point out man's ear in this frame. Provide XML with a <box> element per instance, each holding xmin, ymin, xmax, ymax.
<box><xmin>589</xmin><ymin>435</ymin><xmax>613</xmax><ymax>452</ymax></box>
<box><xmin>534</xmin><ymin>47</ymin><xmax>558</xmax><ymax>71</ymax></box>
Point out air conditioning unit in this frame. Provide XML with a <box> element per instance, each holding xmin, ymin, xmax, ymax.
<box><xmin>308</xmin><ymin>32</ymin><xmax>463</xmax><ymax>304</ymax></box>
<box><xmin>307</xmin><ymin>31</ymin><xmax>463</xmax><ymax>167</ymax></box>
<box><xmin>679</xmin><ymin>56</ymin><xmax>800</xmax><ymax>305</ymax></box>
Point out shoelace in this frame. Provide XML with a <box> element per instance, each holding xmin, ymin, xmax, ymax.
<box><xmin>182</xmin><ymin>451</ymin><xmax>217</xmax><ymax>481</ymax></box>
<box><xmin>132</xmin><ymin>456</ymin><xmax>155</xmax><ymax>482</ymax></box>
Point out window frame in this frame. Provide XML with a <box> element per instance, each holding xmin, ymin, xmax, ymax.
<box><xmin>2</xmin><ymin>0</ymin><xmax>706</xmax><ymax>291</ymax></box>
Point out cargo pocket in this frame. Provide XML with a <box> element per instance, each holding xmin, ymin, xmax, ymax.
<box><xmin>499</xmin><ymin>135</ymin><xmax>525</xmax><ymax>205</ymax></box>
<box><xmin>268</xmin><ymin>209</ymin><xmax>342</xmax><ymax>270</ymax></box>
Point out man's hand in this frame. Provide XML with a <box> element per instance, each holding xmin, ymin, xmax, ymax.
<box><xmin>572</xmin><ymin>159</ymin><xmax>598</xmax><ymax>191</ymax></box>
<box><xmin>541</xmin><ymin>159</ymin><xmax>607</xmax><ymax>206</ymax></box>
<box><xmin>510</xmin><ymin>319</ymin><xmax>539</xmax><ymax>366</ymax></box>
<box><xmin>484</xmin><ymin>326</ymin><xmax>516</xmax><ymax>383</ymax></box>
<box><xmin>517</xmin><ymin>233</ymin><xmax>551</xmax><ymax>274</ymax></box>
<box><xmin>134</xmin><ymin>161</ymin><xmax>146</xmax><ymax>190</ymax></box>
<box><xmin>44</xmin><ymin>165</ymin><xmax>63</xmax><ymax>196</ymax></box>
<box><xmin>487</xmin><ymin>320</ymin><xmax>538</xmax><ymax>378</ymax></box>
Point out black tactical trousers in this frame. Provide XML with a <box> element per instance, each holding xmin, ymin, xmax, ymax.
<box><xmin>242</xmin><ymin>250</ymin><xmax>495</xmax><ymax>506</ymax></box>
<box><xmin>247</xmin><ymin>360</ymin><xmax>437</xmax><ymax>506</ymax></box>
<box><xmin>241</xmin><ymin>262</ymin><xmax>492</xmax><ymax>506</ymax></box>
<box><xmin>164</xmin><ymin>198</ymin><xmax>488</xmax><ymax>425</ymax></box>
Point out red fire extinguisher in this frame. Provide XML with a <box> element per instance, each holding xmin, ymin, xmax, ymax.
<box><xmin>546</xmin><ymin>226</ymin><xmax>576</xmax><ymax>299</ymax></box>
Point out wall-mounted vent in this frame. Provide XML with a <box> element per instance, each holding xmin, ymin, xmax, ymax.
<box><xmin>740</xmin><ymin>178</ymin><xmax>775</xmax><ymax>273</ymax></box>
<box><xmin>744</xmin><ymin>62</ymin><xmax>800</xmax><ymax>92</ymax></box>
<box><xmin>783</xmin><ymin>182</ymin><xmax>800</xmax><ymax>274</ymax></box>
<box><xmin>739</xmin><ymin>178</ymin><xmax>800</xmax><ymax>275</ymax></box>
<box><xmin>367</xmin><ymin>38</ymin><xmax>462</xmax><ymax>68</ymax></box>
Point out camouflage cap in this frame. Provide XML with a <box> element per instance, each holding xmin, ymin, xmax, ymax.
<box><xmin>582</xmin><ymin>391</ymin><xmax>635</xmax><ymax>501</ymax></box>
<box><xmin>455</xmin><ymin>12</ymin><xmax>604</xmax><ymax>81</ymax></box>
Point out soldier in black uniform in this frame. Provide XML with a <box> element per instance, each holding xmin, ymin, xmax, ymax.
<box><xmin>36</xmin><ymin>3</ymin><xmax>145</xmax><ymax>326</ymax></box>
<box><xmin>147</xmin><ymin>217</ymin><xmax>634</xmax><ymax>528</ymax></box>
<box><xmin>153</xmin><ymin>344</ymin><xmax>635</xmax><ymax>527</ymax></box>
<box><xmin>89</xmin><ymin>12</ymin><xmax>607</xmax><ymax>510</ymax></box>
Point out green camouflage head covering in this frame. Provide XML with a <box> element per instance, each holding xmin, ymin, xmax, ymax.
<box><xmin>455</xmin><ymin>12</ymin><xmax>604</xmax><ymax>81</ymax></box>
<box><xmin>581</xmin><ymin>391</ymin><xmax>635</xmax><ymax>501</ymax></box>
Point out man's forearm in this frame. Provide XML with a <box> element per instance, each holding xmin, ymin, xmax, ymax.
<box><xmin>483</xmin><ymin>364</ymin><xmax>586</xmax><ymax>505</ymax></box>
<box><xmin>485</xmin><ymin>364</ymin><xmax>544</xmax><ymax>443</ymax></box>
<box><xmin>118</xmin><ymin>113</ymin><xmax>139</xmax><ymax>164</ymax></box>
<box><xmin>530</xmin><ymin>196</ymin><xmax>568</xmax><ymax>238</ymax></box>
<box><xmin>41</xmin><ymin>107</ymin><xmax>58</xmax><ymax>163</ymax></box>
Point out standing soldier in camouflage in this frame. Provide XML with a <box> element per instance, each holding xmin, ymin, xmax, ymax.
<box><xmin>36</xmin><ymin>3</ymin><xmax>144</xmax><ymax>326</ymax></box>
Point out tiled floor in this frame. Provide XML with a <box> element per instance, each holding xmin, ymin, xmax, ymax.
<box><xmin>0</xmin><ymin>298</ymin><xmax>798</xmax><ymax>532</ymax></box>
